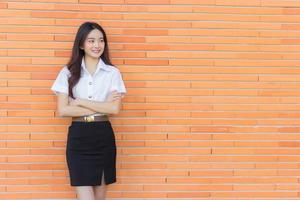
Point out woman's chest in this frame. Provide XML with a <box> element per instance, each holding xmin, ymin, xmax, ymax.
<box><xmin>73</xmin><ymin>73</ymin><xmax>112</xmax><ymax>101</ymax></box>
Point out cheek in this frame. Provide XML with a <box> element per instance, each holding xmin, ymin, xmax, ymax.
<box><xmin>83</xmin><ymin>41</ymin><xmax>93</xmax><ymax>49</ymax></box>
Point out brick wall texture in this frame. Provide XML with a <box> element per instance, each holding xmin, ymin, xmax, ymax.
<box><xmin>1</xmin><ymin>0</ymin><xmax>300</xmax><ymax>199</ymax></box>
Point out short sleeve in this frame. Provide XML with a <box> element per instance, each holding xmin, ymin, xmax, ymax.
<box><xmin>110</xmin><ymin>69</ymin><xmax>126</xmax><ymax>98</ymax></box>
<box><xmin>51</xmin><ymin>66</ymin><xmax>70</xmax><ymax>95</ymax></box>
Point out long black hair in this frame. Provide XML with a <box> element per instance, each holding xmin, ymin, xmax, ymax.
<box><xmin>67</xmin><ymin>22</ymin><xmax>112</xmax><ymax>99</ymax></box>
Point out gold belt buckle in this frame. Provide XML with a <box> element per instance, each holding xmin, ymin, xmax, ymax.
<box><xmin>84</xmin><ymin>115</ymin><xmax>94</xmax><ymax>122</ymax></box>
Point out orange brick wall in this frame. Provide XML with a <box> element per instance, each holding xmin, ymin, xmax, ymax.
<box><xmin>1</xmin><ymin>0</ymin><xmax>300</xmax><ymax>199</ymax></box>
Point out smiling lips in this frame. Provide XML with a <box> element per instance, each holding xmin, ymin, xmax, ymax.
<box><xmin>92</xmin><ymin>50</ymin><xmax>101</xmax><ymax>53</ymax></box>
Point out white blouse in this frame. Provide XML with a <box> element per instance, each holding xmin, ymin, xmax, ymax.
<box><xmin>51</xmin><ymin>58</ymin><xmax>126</xmax><ymax>116</ymax></box>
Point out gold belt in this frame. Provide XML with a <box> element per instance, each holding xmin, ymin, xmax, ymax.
<box><xmin>72</xmin><ymin>115</ymin><xmax>108</xmax><ymax>122</ymax></box>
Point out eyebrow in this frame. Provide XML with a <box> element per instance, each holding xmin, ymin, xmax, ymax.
<box><xmin>87</xmin><ymin>37</ymin><xmax>104</xmax><ymax>39</ymax></box>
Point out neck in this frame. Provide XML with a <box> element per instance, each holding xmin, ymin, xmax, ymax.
<box><xmin>84</xmin><ymin>56</ymin><xmax>99</xmax><ymax>70</ymax></box>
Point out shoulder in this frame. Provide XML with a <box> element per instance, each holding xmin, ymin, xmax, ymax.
<box><xmin>59</xmin><ymin>65</ymin><xmax>71</xmax><ymax>76</ymax></box>
<box><xmin>105</xmin><ymin>64</ymin><xmax>121</xmax><ymax>75</ymax></box>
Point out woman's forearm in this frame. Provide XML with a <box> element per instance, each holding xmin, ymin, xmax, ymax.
<box><xmin>59</xmin><ymin>105</ymin><xmax>98</xmax><ymax>117</ymax></box>
<box><xmin>78</xmin><ymin>99</ymin><xmax>120</xmax><ymax>115</ymax></box>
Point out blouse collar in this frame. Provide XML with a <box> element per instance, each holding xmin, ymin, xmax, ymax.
<box><xmin>81</xmin><ymin>57</ymin><xmax>112</xmax><ymax>75</ymax></box>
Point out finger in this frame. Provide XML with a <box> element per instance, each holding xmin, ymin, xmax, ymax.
<box><xmin>113</xmin><ymin>91</ymin><xmax>120</xmax><ymax>95</ymax></box>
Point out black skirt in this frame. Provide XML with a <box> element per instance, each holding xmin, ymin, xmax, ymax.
<box><xmin>66</xmin><ymin>120</ymin><xmax>117</xmax><ymax>186</ymax></box>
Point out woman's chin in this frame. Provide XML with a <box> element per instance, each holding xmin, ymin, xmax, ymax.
<box><xmin>86</xmin><ymin>53</ymin><xmax>102</xmax><ymax>59</ymax></box>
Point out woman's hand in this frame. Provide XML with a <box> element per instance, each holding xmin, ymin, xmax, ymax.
<box><xmin>69</xmin><ymin>91</ymin><xmax>121</xmax><ymax>107</ymax></box>
<box><xmin>106</xmin><ymin>90</ymin><xmax>121</xmax><ymax>102</ymax></box>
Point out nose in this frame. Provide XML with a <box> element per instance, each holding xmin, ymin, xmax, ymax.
<box><xmin>93</xmin><ymin>42</ymin><xmax>99</xmax><ymax>47</ymax></box>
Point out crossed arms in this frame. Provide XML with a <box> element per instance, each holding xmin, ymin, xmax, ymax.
<box><xmin>56</xmin><ymin>91</ymin><xmax>122</xmax><ymax>117</ymax></box>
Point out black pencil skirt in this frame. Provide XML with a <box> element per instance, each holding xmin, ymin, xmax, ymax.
<box><xmin>66</xmin><ymin>120</ymin><xmax>117</xmax><ymax>186</ymax></box>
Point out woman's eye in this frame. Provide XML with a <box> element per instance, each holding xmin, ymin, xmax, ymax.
<box><xmin>88</xmin><ymin>40</ymin><xmax>94</xmax><ymax>43</ymax></box>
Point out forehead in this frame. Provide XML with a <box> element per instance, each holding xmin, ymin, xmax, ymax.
<box><xmin>86</xmin><ymin>29</ymin><xmax>103</xmax><ymax>39</ymax></box>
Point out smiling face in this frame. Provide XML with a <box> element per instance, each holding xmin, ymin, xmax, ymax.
<box><xmin>81</xmin><ymin>29</ymin><xmax>105</xmax><ymax>60</ymax></box>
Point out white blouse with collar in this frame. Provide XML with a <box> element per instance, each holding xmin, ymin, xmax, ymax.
<box><xmin>51</xmin><ymin>58</ymin><xmax>126</xmax><ymax>115</ymax></box>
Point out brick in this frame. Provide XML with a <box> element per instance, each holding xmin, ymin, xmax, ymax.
<box><xmin>79</xmin><ymin>0</ymin><xmax>124</xmax><ymax>3</ymax></box>
<box><xmin>7</xmin><ymin>34</ymin><xmax>54</xmax><ymax>41</ymax></box>
<box><xmin>0</xmin><ymin>3</ymin><xmax>7</xmax><ymax>9</ymax></box>
<box><xmin>1</xmin><ymin>18</ymin><xmax>55</xmax><ymax>26</ymax></box>
<box><xmin>125</xmin><ymin>0</ymin><xmax>169</xmax><ymax>4</ymax></box>
<box><xmin>216</xmin><ymin>0</ymin><xmax>260</xmax><ymax>6</ymax></box>
<box><xmin>0</xmin><ymin>10</ymin><xmax>30</xmax><ymax>17</ymax></box>
<box><xmin>122</xmin><ymin>192</ymin><xmax>167</xmax><ymax>198</ymax></box>
<box><xmin>119</xmin><ymin>177</ymin><xmax>165</xmax><ymax>183</ymax></box>
<box><xmin>146</xmin><ymin>21</ymin><xmax>191</xmax><ymax>28</ymax></box>
<box><xmin>7</xmin><ymin>49</ymin><xmax>54</xmax><ymax>57</ymax></box>
<box><xmin>262</xmin><ymin>0</ymin><xmax>300</xmax><ymax>7</ymax></box>
<box><xmin>8</xmin><ymin>95</ymin><xmax>55</xmax><ymax>102</ymax></box>
<box><xmin>171</xmin><ymin>0</ymin><xmax>214</xmax><ymax>5</ymax></box>
<box><xmin>118</xmin><ymin>169</ymin><xmax>188</xmax><ymax>176</ymax></box>
<box><xmin>283</xmin><ymin>8</ymin><xmax>300</xmax><ymax>15</ymax></box>
<box><xmin>55</xmin><ymin>4</ymin><xmax>102</xmax><ymax>12</ymax></box>
<box><xmin>124</xmin><ymin>44</ymin><xmax>169</xmax><ymax>51</ymax></box>
<box><xmin>167</xmin><ymin>192</ymin><xmax>210</xmax><ymax>198</ymax></box>
<box><xmin>8</xmin><ymin>2</ymin><xmax>55</xmax><ymax>10</ymax></box>
<box><xmin>145</xmin><ymin>184</ymin><xmax>231</xmax><ymax>191</ymax></box>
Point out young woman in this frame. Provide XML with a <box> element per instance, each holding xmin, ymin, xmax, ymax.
<box><xmin>51</xmin><ymin>22</ymin><xmax>126</xmax><ymax>200</ymax></box>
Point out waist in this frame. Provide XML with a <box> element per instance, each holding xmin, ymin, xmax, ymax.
<box><xmin>72</xmin><ymin>115</ymin><xmax>109</xmax><ymax>122</ymax></box>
